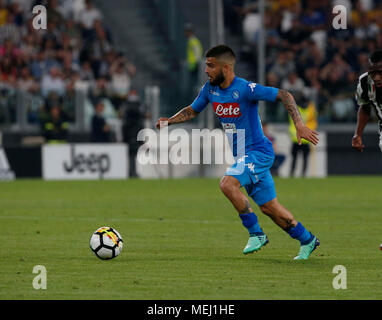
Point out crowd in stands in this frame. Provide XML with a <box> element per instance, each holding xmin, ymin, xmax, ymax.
<box><xmin>0</xmin><ymin>0</ymin><xmax>138</xmax><ymax>140</ymax></box>
<box><xmin>224</xmin><ymin>0</ymin><xmax>382</xmax><ymax>123</ymax></box>
<box><xmin>1</xmin><ymin>0</ymin><xmax>379</xmax><ymax>135</ymax></box>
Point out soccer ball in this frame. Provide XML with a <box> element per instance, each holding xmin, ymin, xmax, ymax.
<box><xmin>89</xmin><ymin>227</ymin><xmax>123</xmax><ymax>260</ymax></box>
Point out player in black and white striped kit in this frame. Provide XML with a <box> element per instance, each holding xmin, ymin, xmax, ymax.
<box><xmin>353</xmin><ymin>50</ymin><xmax>382</xmax><ymax>153</ymax></box>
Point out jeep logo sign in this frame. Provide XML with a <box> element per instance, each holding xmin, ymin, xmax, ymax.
<box><xmin>42</xmin><ymin>144</ymin><xmax>128</xmax><ymax>180</ymax></box>
<box><xmin>63</xmin><ymin>145</ymin><xmax>111</xmax><ymax>178</ymax></box>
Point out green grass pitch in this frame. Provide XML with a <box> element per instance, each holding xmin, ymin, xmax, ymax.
<box><xmin>1</xmin><ymin>177</ymin><xmax>382</xmax><ymax>299</ymax></box>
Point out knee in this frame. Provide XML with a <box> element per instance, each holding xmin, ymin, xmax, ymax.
<box><xmin>219</xmin><ymin>176</ymin><xmax>238</xmax><ymax>196</ymax></box>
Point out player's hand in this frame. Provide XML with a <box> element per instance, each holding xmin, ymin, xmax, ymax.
<box><xmin>156</xmin><ymin>117</ymin><xmax>170</xmax><ymax>130</ymax></box>
<box><xmin>352</xmin><ymin>134</ymin><xmax>364</xmax><ymax>152</ymax></box>
<box><xmin>296</xmin><ymin>125</ymin><xmax>319</xmax><ymax>145</ymax></box>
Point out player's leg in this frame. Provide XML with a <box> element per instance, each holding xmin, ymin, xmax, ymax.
<box><xmin>259</xmin><ymin>197</ymin><xmax>319</xmax><ymax>260</ymax></box>
<box><xmin>259</xmin><ymin>198</ymin><xmax>296</xmax><ymax>229</ymax></box>
<box><xmin>219</xmin><ymin>175</ymin><xmax>268</xmax><ymax>254</ymax></box>
<box><xmin>248</xmin><ymin>170</ymin><xmax>319</xmax><ymax>260</ymax></box>
<box><xmin>220</xmin><ymin>175</ymin><xmax>252</xmax><ymax>214</ymax></box>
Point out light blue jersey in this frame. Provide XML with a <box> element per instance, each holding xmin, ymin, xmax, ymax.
<box><xmin>191</xmin><ymin>76</ymin><xmax>279</xmax><ymax>205</ymax></box>
<box><xmin>191</xmin><ymin>76</ymin><xmax>278</xmax><ymax>157</ymax></box>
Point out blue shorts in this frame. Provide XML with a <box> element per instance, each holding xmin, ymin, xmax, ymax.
<box><xmin>224</xmin><ymin>151</ymin><xmax>276</xmax><ymax>206</ymax></box>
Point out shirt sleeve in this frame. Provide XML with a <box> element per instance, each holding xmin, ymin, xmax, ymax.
<box><xmin>355</xmin><ymin>78</ymin><xmax>370</xmax><ymax>106</ymax></box>
<box><xmin>191</xmin><ymin>83</ymin><xmax>209</xmax><ymax>112</ymax></box>
<box><xmin>247</xmin><ymin>82</ymin><xmax>278</xmax><ymax>102</ymax></box>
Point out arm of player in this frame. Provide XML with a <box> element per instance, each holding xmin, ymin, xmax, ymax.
<box><xmin>155</xmin><ymin>106</ymin><xmax>199</xmax><ymax>129</ymax></box>
<box><xmin>352</xmin><ymin>105</ymin><xmax>371</xmax><ymax>152</ymax></box>
<box><xmin>276</xmin><ymin>89</ymin><xmax>319</xmax><ymax>145</ymax></box>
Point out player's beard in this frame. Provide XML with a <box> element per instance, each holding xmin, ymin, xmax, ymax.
<box><xmin>209</xmin><ymin>70</ymin><xmax>225</xmax><ymax>86</ymax></box>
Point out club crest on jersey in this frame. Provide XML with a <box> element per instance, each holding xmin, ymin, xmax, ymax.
<box><xmin>232</xmin><ymin>90</ymin><xmax>240</xmax><ymax>99</ymax></box>
<box><xmin>213</xmin><ymin>102</ymin><xmax>241</xmax><ymax>117</ymax></box>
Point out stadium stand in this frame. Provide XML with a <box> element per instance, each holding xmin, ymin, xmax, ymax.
<box><xmin>1</xmin><ymin>0</ymin><xmax>382</xmax><ymax>146</ymax></box>
<box><xmin>223</xmin><ymin>0</ymin><xmax>382</xmax><ymax>123</ymax></box>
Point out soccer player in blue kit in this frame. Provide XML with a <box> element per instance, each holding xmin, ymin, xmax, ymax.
<box><xmin>156</xmin><ymin>45</ymin><xmax>320</xmax><ymax>260</ymax></box>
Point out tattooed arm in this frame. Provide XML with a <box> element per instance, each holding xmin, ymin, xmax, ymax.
<box><xmin>156</xmin><ymin>106</ymin><xmax>199</xmax><ymax>129</ymax></box>
<box><xmin>276</xmin><ymin>89</ymin><xmax>319</xmax><ymax>145</ymax></box>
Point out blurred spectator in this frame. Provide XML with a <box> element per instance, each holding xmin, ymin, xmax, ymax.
<box><xmin>0</xmin><ymin>55</ymin><xmax>17</xmax><ymax>85</ymax></box>
<box><xmin>98</xmin><ymin>50</ymin><xmax>115</xmax><ymax>78</ymax></box>
<box><xmin>184</xmin><ymin>23</ymin><xmax>203</xmax><ymax>103</ymax></box>
<box><xmin>266</xmin><ymin>72</ymin><xmax>279</xmax><ymax>87</ymax></box>
<box><xmin>357</xmin><ymin>52</ymin><xmax>370</xmax><ymax>74</ymax></box>
<box><xmin>265</xmin><ymin>33</ymin><xmax>281</xmax><ymax>68</ymax></box>
<box><xmin>269</xmin><ymin>51</ymin><xmax>296</xmax><ymax>80</ymax></box>
<box><xmin>62</xmin><ymin>80</ymin><xmax>76</xmax><ymax>122</ymax></box>
<box><xmin>90</xmin><ymin>100</ymin><xmax>111</xmax><ymax>143</ymax></box>
<box><xmin>63</xmin><ymin>18</ymin><xmax>81</xmax><ymax>45</ymax></box>
<box><xmin>0</xmin><ymin>0</ymin><xmax>8</xmax><ymax>26</ymax></box>
<box><xmin>79</xmin><ymin>0</ymin><xmax>102</xmax><ymax>40</ymax></box>
<box><xmin>296</xmin><ymin>39</ymin><xmax>324</xmax><ymax>74</ymax></box>
<box><xmin>265</xmin><ymin>72</ymin><xmax>283</xmax><ymax>121</ymax></box>
<box><xmin>223</xmin><ymin>0</ymin><xmax>246</xmax><ymax>35</ymax></box>
<box><xmin>13</xmin><ymin>0</ymin><xmax>33</xmax><ymax>17</ymax></box>
<box><xmin>17</xmin><ymin>66</ymin><xmax>35</xmax><ymax>91</ymax></box>
<box><xmin>90</xmin><ymin>76</ymin><xmax>111</xmax><ymax>105</ymax></box>
<box><xmin>278</xmin><ymin>1</ymin><xmax>301</xmax><ymax>33</ymax></box>
<box><xmin>288</xmin><ymin>92</ymin><xmax>317</xmax><ymax>177</ymax></box>
<box><xmin>109</xmin><ymin>55</ymin><xmax>136</xmax><ymax>110</ymax></box>
<box><xmin>121</xmin><ymin>89</ymin><xmax>147</xmax><ymax>177</ymax></box>
<box><xmin>61</xmin><ymin>50</ymin><xmax>78</xmax><ymax>80</ymax></box>
<box><xmin>41</xmin><ymin>105</ymin><xmax>69</xmax><ymax>143</ymax></box>
<box><xmin>26</xmin><ymin>82</ymin><xmax>45</xmax><ymax>124</ymax></box>
<box><xmin>47</xmin><ymin>0</ymin><xmax>64</xmax><ymax>27</ymax></box>
<box><xmin>58</xmin><ymin>0</ymin><xmax>76</xmax><ymax>20</ymax></box>
<box><xmin>0</xmin><ymin>13</ymin><xmax>21</xmax><ymax>43</ymax></box>
<box><xmin>79</xmin><ymin>61</ymin><xmax>95</xmax><ymax>82</ymax></box>
<box><xmin>280</xmin><ymin>18</ymin><xmax>310</xmax><ymax>52</ymax></box>
<box><xmin>353</xmin><ymin>12</ymin><xmax>379</xmax><ymax>40</ymax></box>
<box><xmin>41</xmin><ymin>66</ymin><xmax>65</xmax><ymax>97</ymax></box>
<box><xmin>31</xmin><ymin>50</ymin><xmax>60</xmax><ymax>80</ymax></box>
<box><xmin>20</xmin><ymin>33</ymin><xmax>39</xmax><ymax>58</ymax></box>
<box><xmin>300</xmin><ymin>5</ymin><xmax>326</xmax><ymax>33</ymax></box>
<box><xmin>281</xmin><ymin>71</ymin><xmax>305</xmax><ymax>93</ymax></box>
<box><xmin>0</xmin><ymin>39</ymin><xmax>22</xmax><ymax>58</ymax></box>
<box><xmin>91</xmin><ymin>22</ymin><xmax>113</xmax><ymax>77</ymax></box>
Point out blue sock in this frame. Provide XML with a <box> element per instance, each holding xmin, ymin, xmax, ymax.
<box><xmin>286</xmin><ymin>222</ymin><xmax>313</xmax><ymax>245</ymax></box>
<box><xmin>239</xmin><ymin>212</ymin><xmax>264</xmax><ymax>236</ymax></box>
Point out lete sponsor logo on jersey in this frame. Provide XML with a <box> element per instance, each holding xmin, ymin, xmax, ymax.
<box><xmin>213</xmin><ymin>102</ymin><xmax>241</xmax><ymax>117</ymax></box>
